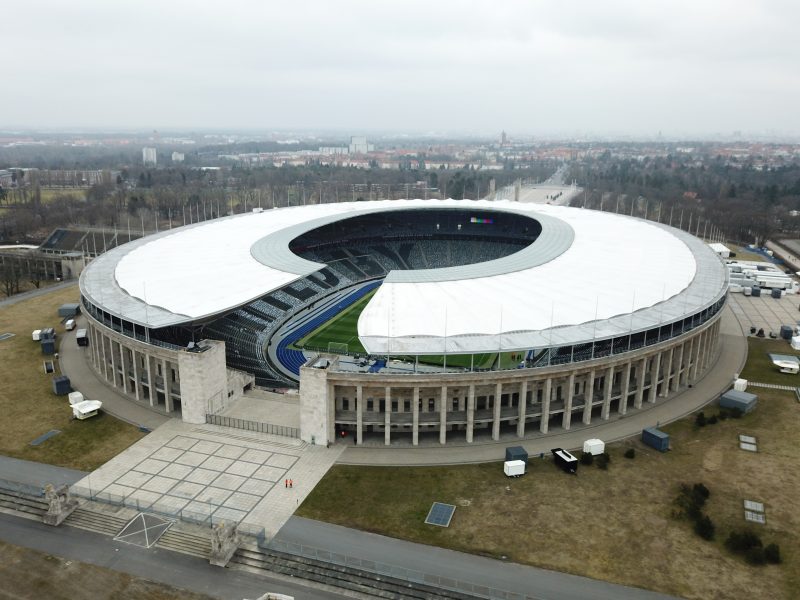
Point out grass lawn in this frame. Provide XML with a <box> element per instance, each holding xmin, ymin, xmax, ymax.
<box><xmin>300</xmin><ymin>389</ymin><xmax>799</xmax><ymax>599</ymax></box>
<box><xmin>739</xmin><ymin>336</ymin><xmax>800</xmax><ymax>385</ymax></box>
<box><xmin>0</xmin><ymin>284</ymin><xmax>145</xmax><ymax>471</ymax></box>
<box><xmin>0</xmin><ymin>540</ymin><xmax>215</xmax><ymax>600</ymax></box>
<box><xmin>295</xmin><ymin>291</ymin><xmax>375</xmax><ymax>354</ymax></box>
<box><xmin>40</xmin><ymin>188</ymin><xmax>86</xmax><ymax>203</ymax></box>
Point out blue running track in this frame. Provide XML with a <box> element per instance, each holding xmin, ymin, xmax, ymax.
<box><xmin>275</xmin><ymin>281</ymin><xmax>382</xmax><ymax>376</ymax></box>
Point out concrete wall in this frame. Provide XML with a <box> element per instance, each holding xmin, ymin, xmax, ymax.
<box><xmin>299</xmin><ymin>357</ymin><xmax>335</xmax><ymax>446</ymax></box>
<box><xmin>178</xmin><ymin>340</ymin><xmax>228</xmax><ymax>424</ymax></box>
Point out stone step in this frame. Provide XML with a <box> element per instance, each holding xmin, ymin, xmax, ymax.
<box><xmin>64</xmin><ymin>508</ymin><xmax>128</xmax><ymax>536</ymax></box>
<box><xmin>156</xmin><ymin>529</ymin><xmax>212</xmax><ymax>559</ymax></box>
<box><xmin>231</xmin><ymin>547</ymin><xmax>480</xmax><ymax>600</ymax></box>
<box><xmin>0</xmin><ymin>491</ymin><xmax>48</xmax><ymax>519</ymax></box>
<box><xmin>191</xmin><ymin>426</ymin><xmax>306</xmax><ymax>450</ymax></box>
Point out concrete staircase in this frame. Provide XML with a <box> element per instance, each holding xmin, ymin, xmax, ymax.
<box><xmin>64</xmin><ymin>507</ymin><xmax>128</xmax><ymax>536</ymax></box>
<box><xmin>0</xmin><ymin>490</ymin><xmax>48</xmax><ymax>520</ymax></box>
<box><xmin>156</xmin><ymin>528</ymin><xmax>212</xmax><ymax>558</ymax></box>
<box><xmin>230</xmin><ymin>543</ymin><xmax>484</xmax><ymax>600</ymax></box>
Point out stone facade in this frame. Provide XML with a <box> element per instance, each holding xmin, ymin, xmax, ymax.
<box><xmin>298</xmin><ymin>315</ymin><xmax>722</xmax><ymax>446</ymax></box>
<box><xmin>85</xmin><ymin>312</ymin><xmax>253</xmax><ymax>423</ymax></box>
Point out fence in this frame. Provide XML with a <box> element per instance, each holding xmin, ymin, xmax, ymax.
<box><xmin>264</xmin><ymin>537</ymin><xmax>534</xmax><ymax>600</ymax></box>
<box><xmin>205</xmin><ymin>413</ymin><xmax>299</xmax><ymax>438</ymax></box>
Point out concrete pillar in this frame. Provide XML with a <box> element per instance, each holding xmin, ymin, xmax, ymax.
<box><xmin>582</xmin><ymin>370</ymin><xmax>595</xmax><ymax>424</ymax></box>
<box><xmin>384</xmin><ymin>386</ymin><xmax>391</xmax><ymax>446</ymax></box>
<box><xmin>634</xmin><ymin>357</ymin><xmax>646</xmax><ymax>409</ymax></box>
<box><xmin>146</xmin><ymin>354</ymin><xmax>155</xmax><ymax>407</ymax></box>
<box><xmin>439</xmin><ymin>385</ymin><xmax>447</xmax><ymax>444</ymax></box>
<box><xmin>99</xmin><ymin>334</ymin><xmax>108</xmax><ymax>381</ymax></box>
<box><xmin>660</xmin><ymin>349</ymin><xmax>673</xmax><ymax>398</ymax></box>
<box><xmin>689</xmin><ymin>333</ymin><xmax>701</xmax><ymax>381</ymax></box>
<box><xmin>648</xmin><ymin>352</ymin><xmax>661</xmax><ymax>403</ymax></box>
<box><xmin>109</xmin><ymin>340</ymin><xmax>118</xmax><ymax>388</ymax></box>
<box><xmin>619</xmin><ymin>361</ymin><xmax>632</xmax><ymax>415</ymax></box>
<box><xmin>601</xmin><ymin>366</ymin><xmax>614</xmax><ymax>420</ymax></box>
<box><xmin>120</xmin><ymin>346</ymin><xmax>129</xmax><ymax>393</ymax></box>
<box><xmin>412</xmin><ymin>386</ymin><xmax>420</xmax><ymax>446</ymax></box>
<box><xmin>672</xmin><ymin>344</ymin><xmax>684</xmax><ymax>392</ymax></box>
<box><xmin>161</xmin><ymin>358</ymin><xmax>172</xmax><ymax>412</ymax></box>
<box><xmin>562</xmin><ymin>373</ymin><xmax>575</xmax><ymax>430</ymax></box>
<box><xmin>356</xmin><ymin>384</ymin><xmax>363</xmax><ymax>445</ymax></box>
<box><xmin>684</xmin><ymin>338</ymin><xmax>695</xmax><ymax>384</ymax></box>
<box><xmin>132</xmin><ymin>350</ymin><xmax>141</xmax><ymax>401</ymax></box>
<box><xmin>492</xmin><ymin>382</ymin><xmax>502</xmax><ymax>441</ymax></box>
<box><xmin>540</xmin><ymin>378</ymin><xmax>552</xmax><ymax>433</ymax></box>
<box><xmin>466</xmin><ymin>384</ymin><xmax>475</xmax><ymax>443</ymax></box>
<box><xmin>516</xmin><ymin>380</ymin><xmax>528</xmax><ymax>437</ymax></box>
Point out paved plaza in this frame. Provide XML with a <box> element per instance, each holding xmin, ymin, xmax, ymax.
<box><xmin>728</xmin><ymin>292</ymin><xmax>800</xmax><ymax>336</ymax></box>
<box><xmin>73</xmin><ymin>419</ymin><xmax>344</xmax><ymax>537</ymax></box>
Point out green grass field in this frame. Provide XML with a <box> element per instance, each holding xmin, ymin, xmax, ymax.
<box><xmin>295</xmin><ymin>289</ymin><xmax>527</xmax><ymax>369</ymax></box>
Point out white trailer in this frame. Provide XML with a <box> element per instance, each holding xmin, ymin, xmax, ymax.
<box><xmin>72</xmin><ymin>400</ymin><xmax>102</xmax><ymax>420</ymax></box>
<box><xmin>503</xmin><ymin>460</ymin><xmax>526</xmax><ymax>477</ymax></box>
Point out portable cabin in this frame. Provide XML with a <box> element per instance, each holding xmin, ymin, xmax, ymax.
<box><xmin>720</xmin><ymin>390</ymin><xmax>758</xmax><ymax>414</ymax></box>
<box><xmin>772</xmin><ymin>288</ymin><xmax>783</xmax><ymax>299</ymax></box>
<box><xmin>40</xmin><ymin>327</ymin><xmax>56</xmax><ymax>340</ymax></box>
<box><xmin>52</xmin><ymin>375</ymin><xmax>71</xmax><ymax>395</ymax></box>
<box><xmin>780</xmin><ymin>325</ymin><xmax>794</xmax><ymax>340</ymax></box>
<box><xmin>551</xmin><ymin>448</ymin><xmax>578</xmax><ymax>474</ymax></box>
<box><xmin>68</xmin><ymin>391</ymin><xmax>84</xmax><ymax>405</ymax></box>
<box><xmin>642</xmin><ymin>427</ymin><xmax>670</xmax><ymax>452</ymax></box>
<box><xmin>72</xmin><ymin>400</ymin><xmax>102</xmax><ymax>420</ymax></box>
<box><xmin>76</xmin><ymin>329</ymin><xmax>89</xmax><ymax>347</ymax></box>
<box><xmin>582</xmin><ymin>439</ymin><xmax>605</xmax><ymax>456</ymax></box>
<box><xmin>31</xmin><ymin>329</ymin><xmax>42</xmax><ymax>341</ymax></box>
<box><xmin>64</xmin><ymin>319</ymin><xmax>76</xmax><ymax>331</ymax></box>
<box><xmin>505</xmin><ymin>446</ymin><xmax>528</xmax><ymax>463</ymax></box>
<box><xmin>733</xmin><ymin>378</ymin><xmax>748</xmax><ymax>391</ymax></box>
<box><xmin>41</xmin><ymin>339</ymin><xmax>56</xmax><ymax>355</ymax></box>
<box><xmin>58</xmin><ymin>303</ymin><xmax>80</xmax><ymax>318</ymax></box>
<box><xmin>751</xmin><ymin>286</ymin><xmax>761</xmax><ymax>297</ymax></box>
<box><xmin>503</xmin><ymin>460</ymin><xmax>526</xmax><ymax>477</ymax></box>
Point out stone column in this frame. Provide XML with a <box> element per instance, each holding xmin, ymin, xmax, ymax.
<box><xmin>634</xmin><ymin>357</ymin><xmax>646</xmax><ymax>409</ymax></box>
<box><xmin>162</xmin><ymin>358</ymin><xmax>173</xmax><ymax>413</ymax></box>
<box><xmin>672</xmin><ymin>344</ymin><xmax>684</xmax><ymax>392</ymax></box>
<box><xmin>132</xmin><ymin>350</ymin><xmax>141</xmax><ymax>401</ymax></box>
<box><xmin>689</xmin><ymin>333</ymin><xmax>701</xmax><ymax>381</ymax></box>
<box><xmin>562</xmin><ymin>373</ymin><xmax>575</xmax><ymax>430</ymax></box>
<box><xmin>516</xmin><ymin>380</ymin><xmax>528</xmax><ymax>437</ymax></box>
<box><xmin>109</xmin><ymin>340</ymin><xmax>118</xmax><ymax>388</ymax></box>
<box><xmin>384</xmin><ymin>386</ymin><xmax>391</xmax><ymax>446</ymax></box>
<box><xmin>439</xmin><ymin>385</ymin><xmax>447</xmax><ymax>444</ymax></box>
<box><xmin>648</xmin><ymin>352</ymin><xmax>661</xmax><ymax>403</ymax></box>
<box><xmin>660</xmin><ymin>349</ymin><xmax>673</xmax><ymax>398</ymax></box>
<box><xmin>146</xmin><ymin>354</ymin><xmax>155</xmax><ymax>406</ymax></box>
<box><xmin>466</xmin><ymin>384</ymin><xmax>475</xmax><ymax>443</ymax></box>
<box><xmin>582</xmin><ymin>370</ymin><xmax>595</xmax><ymax>424</ymax></box>
<box><xmin>540</xmin><ymin>378</ymin><xmax>552</xmax><ymax>433</ymax></box>
<box><xmin>120</xmin><ymin>346</ymin><xmax>129</xmax><ymax>394</ymax></box>
<box><xmin>601</xmin><ymin>366</ymin><xmax>614</xmax><ymax>420</ymax></box>
<box><xmin>492</xmin><ymin>382</ymin><xmax>502</xmax><ymax>441</ymax></box>
<box><xmin>356</xmin><ymin>384</ymin><xmax>363</xmax><ymax>445</ymax></box>
<box><xmin>412</xmin><ymin>386</ymin><xmax>420</xmax><ymax>446</ymax></box>
<box><xmin>684</xmin><ymin>338</ymin><xmax>695</xmax><ymax>384</ymax></box>
<box><xmin>619</xmin><ymin>361</ymin><xmax>631</xmax><ymax>415</ymax></box>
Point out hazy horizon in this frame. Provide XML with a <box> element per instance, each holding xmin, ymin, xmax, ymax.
<box><xmin>3</xmin><ymin>1</ymin><xmax>799</xmax><ymax>137</ymax></box>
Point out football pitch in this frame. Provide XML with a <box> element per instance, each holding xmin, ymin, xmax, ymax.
<box><xmin>296</xmin><ymin>290</ymin><xmax>527</xmax><ymax>370</ymax></box>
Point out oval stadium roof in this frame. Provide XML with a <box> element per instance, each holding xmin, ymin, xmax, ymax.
<box><xmin>79</xmin><ymin>199</ymin><xmax>727</xmax><ymax>354</ymax></box>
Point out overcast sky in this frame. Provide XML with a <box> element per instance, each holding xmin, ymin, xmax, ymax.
<box><xmin>3</xmin><ymin>0</ymin><xmax>799</xmax><ymax>137</ymax></box>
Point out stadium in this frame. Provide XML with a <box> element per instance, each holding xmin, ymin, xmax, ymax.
<box><xmin>79</xmin><ymin>199</ymin><xmax>728</xmax><ymax>446</ymax></box>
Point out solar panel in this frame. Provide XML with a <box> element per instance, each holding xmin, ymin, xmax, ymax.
<box><xmin>739</xmin><ymin>435</ymin><xmax>757</xmax><ymax>444</ymax></box>
<box><xmin>744</xmin><ymin>500</ymin><xmax>764</xmax><ymax>513</ymax></box>
<box><xmin>739</xmin><ymin>442</ymin><xmax>758</xmax><ymax>452</ymax></box>
<box><xmin>744</xmin><ymin>511</ymin><xmax>766</xmax><ymax>524</ymax></box>
<box><xmin>425</xmin><ymin>502</ymin><xmax>456</xmax><ymax>527</ymax></box>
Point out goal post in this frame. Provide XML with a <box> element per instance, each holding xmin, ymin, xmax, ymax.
<box><xmin>327</xmin><ymin>342</ymin><xmax>349</xmax><ymax>354</ymax></box>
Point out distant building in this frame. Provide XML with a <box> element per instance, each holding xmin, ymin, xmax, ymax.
<box><xmin>142</xmin><ymin>147</ymin><xmax>157</xmax><ymax>167</ymax></box>
<box><xmin>501</xmin><ymin>130</ymin><xmax>508</xmax><ymax>145</ymax></box>
<box><xmin>319</xmin><ymin>146</ymin><xmax>348</xmax><ymax>156</ymax></box>
<box><xmin>171</xmin><ymin>152</ymin><xmax>185</xmax><ymax>163</ymax></box>
<box><xmin>349</xmin><ymin>136</ymin><xmax>374</xmax><ymax>154</ymax></box>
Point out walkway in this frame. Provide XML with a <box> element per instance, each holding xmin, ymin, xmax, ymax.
<box><xmin>273</xmin><ymin>516</ymin><xmax>676</xmax><ymax>600</ymax></box>
<box><xmin>0</xmin><ymin>279</ymin><xmax>77</xmax><ymax>308</ymax></box>
<box><xmin>337</xmin><ymin>307</ymin><xmax>748</xmax><ymax>465</ymax></box>
<box><xmin>0</xmin><ymin>456</ymin><xmax>86</xmax><ymax>490</ymax></box>
<box><xmin>58</xmin><ymin>315</ymin><xmax>170</xmax><ymax>430</ymax></box>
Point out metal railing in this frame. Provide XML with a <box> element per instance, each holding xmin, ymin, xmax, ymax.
<box><xmin>205</xmin><ymin>414</ymin><xmax>299</xmax><ymax>438</ymax></box>
<box><xmin>265</xmin><ymin>537</ymin><xmax>534</xmax><ymax>600</ymax></box>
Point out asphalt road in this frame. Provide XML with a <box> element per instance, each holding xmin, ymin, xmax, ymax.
<box><xmin>275</xmin><ymin>517</ymin><xmax>678</xmax><ymax>600</ymax></box>
<box><xmin>0</xmin><ymin>512</ymin><xmax>347</xmax><ymax>600</ymax></box>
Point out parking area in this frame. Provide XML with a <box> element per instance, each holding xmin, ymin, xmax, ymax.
<box><xmin>728</xmin><ymin>292</ymin><xmax>800</xmax><ymax>336</ymax></box>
